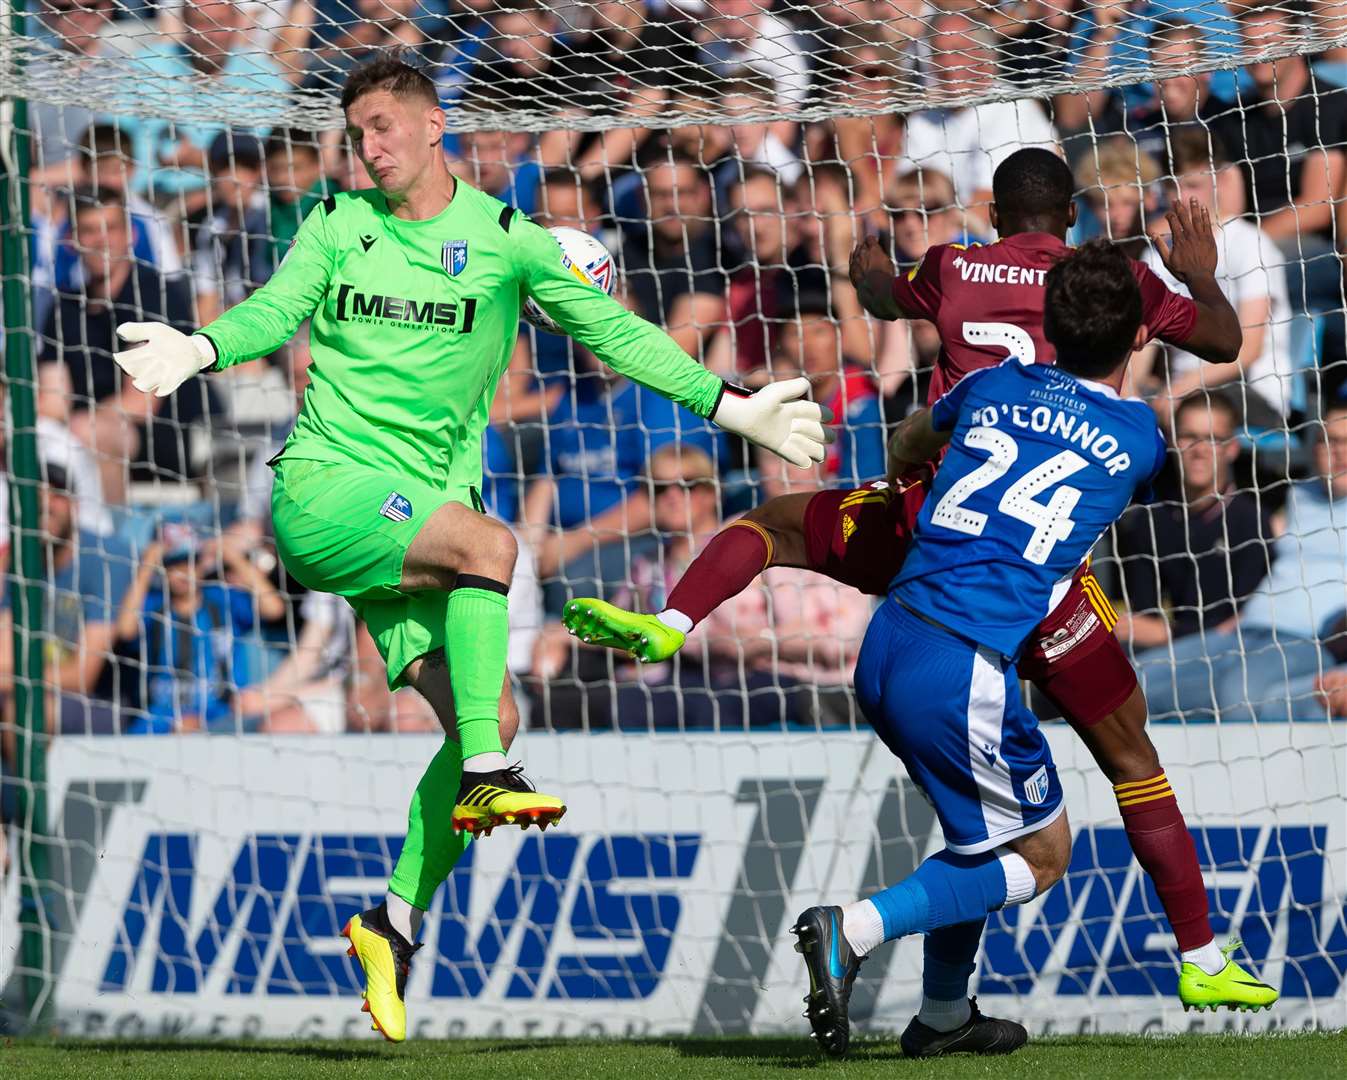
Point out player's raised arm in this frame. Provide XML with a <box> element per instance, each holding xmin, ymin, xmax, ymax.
<box><xmin>512</xmin><ymin>214</ymin><xmax>832</xmax><ymax>469</ymax></box>
<box><xmin>850</xmin><ymin>235</ymin><xmax>943</xmax><ymax>322</ymax></box>
<box><xmin>113</xmin><ymin>197</ymin><xmax>335</xmax><ymax>396</ymax></box>
<box><xmin>885</xmin><ymin>362</ymin><xmax>1001</xmax><ymax>484</ymax></box>
<box><xmin>1149</xmin><ymin>197</ymin><xmax>1242</xmax><ymax>363</ymax></box>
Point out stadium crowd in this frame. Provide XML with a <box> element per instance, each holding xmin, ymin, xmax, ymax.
<box><xmin>2</xmin><ymin>0</ymin><xmax>1347</xmax><ymax>764</ymax></box>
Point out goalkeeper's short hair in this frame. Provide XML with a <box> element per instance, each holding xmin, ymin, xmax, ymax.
<box><xmin>341</xmin><ymin>53</ymin><xmax>438</xmax><ymax>113</ymax></box>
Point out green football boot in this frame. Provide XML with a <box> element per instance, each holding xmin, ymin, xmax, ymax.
<box><xmin>562</xmin><ymin>598</ymin><xmax>686</xmax><ymax>663</ymax></box>
<box><xmin>1179</xmin><ymin>940</ymin><xmax>1279</xmax><ymax>1013</ymax></box>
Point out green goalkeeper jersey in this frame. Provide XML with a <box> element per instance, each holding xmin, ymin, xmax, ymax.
<box><xmin>199</xmin><ymin>182</ymin><xmax>725</xmax><ymax>490</ymax></box>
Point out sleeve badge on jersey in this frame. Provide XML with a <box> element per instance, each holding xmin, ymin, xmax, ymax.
<box><xmin>442</xmin><ymin>239</ymin><xmax>468</xmax><ymax>277</ymax></box>
<box><xmin>379</xmin><ymin>492</ymin><xmax>413</xmax><ymax>523</ymax></box>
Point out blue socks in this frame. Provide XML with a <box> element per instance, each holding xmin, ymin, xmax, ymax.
<box><xmin>869</xmin><ymin>849</ymin><xmax>1008</xmax><ymax>942</ymax></box>
<box><xmin>923</xmin><ymin>918</ymin><xmax>987</xmax><ymax>1002</ymax></box>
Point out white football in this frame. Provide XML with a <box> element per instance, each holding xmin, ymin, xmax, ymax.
<box><xmin>522</xmin><ymin>226</ymin><xmax>617</xmax><ymax>333</ymax></box>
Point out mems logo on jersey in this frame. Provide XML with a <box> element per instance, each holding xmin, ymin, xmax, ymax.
<box><xmin>334</xmin><ymin>283</ymin><xmax>478</xmax><ymax>334</ymax></box>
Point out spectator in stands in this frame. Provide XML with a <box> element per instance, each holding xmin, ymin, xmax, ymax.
<box><xmin>874</xmin><ymin>168</ymin><xmax>974</xmax><ymax>404</ymax></box>
<box><xmin>235</xmin><ymin>587</ymin><xmax>357</xmax><ymax>733</ymax></box>
<box><xmin>723</xmin><ymin>166</ymin><xmax>795</xmax><ymax>377</ymax></box>
<box><xmin>803</xmin><ymin>26</ymin><xmax>908</xmax><ymax>231</ymax></box>
<box><xmin>533</xmin><ymin>1</ymin><xmax>704</xmax><ymax>181</ymax></box>
<box><xmin>1129</xmin><ymin>24</ymin><xmax>1225</xmax><ymax>163</ymax></box>
<box><xmin>235</xmin><ymin>325</ymin><xmax>312</xmax><ymax>531</ymax></box>
<box><xmin>24</xmin><ymin>465</ymin><xmax>135</xmax><ymax>734</ymax></box>
<box><xmin>444</xmin><ymin>0</ymin><xmax>570</xmax><ymax>114</ymax></box>
<box><xmin>1074</xmin><ymin>136</ymin><xmax>1161</xmax><ymax>257</ymax></box>
<box><xmin>620</xmin><ymin>153</ymin><xmax>726</xmax><ymax>355</ymax></box>
<box><xmin>118</xmin><ymin>0</ymin><xmax>287</xmax><ymax>200</ymax></box>
<box><xmin>447</xmin><ymin>94</ymin><xmax>542</xmax><ymax>216</ymax></box>
<box><xmin>715</xmin><ymin>168</ymin><xmax>872</xmax><ymax>380</ymax></box>
<box><xmin>1317</xmin><ymin>0</ymin><xmax>1347</xmax><ymax>86</ymax></box>
<box><xmin>634</xmin><ymin>445</ymin><xmax>868</xmax><ymax>729</ymax></box>
<box><xmin>1115</xmin><ymin>393</ymin><xmax>1272</xmax><ymax>653</ymax></box>
<box><xmin>38</xmin><ymin>188</ymin><xmax>219</xmax><ymax>503</ymax></box>
<box><xmin>298</xmin><ymin>0</ymin><xmax>429</xmax><ymax>93</ymax></box>
<box><xmin>1137</xmin><ymin>398</ymin><xmax>1347</xmax><ymax>722</ymax></box>
<box><xmin>606</xmin><ymin>79</ymin><xmax>738</xmax><ymax>225</ymax></box>
<box><xmin>904</xmin><ymin>11</ymin><xmax>1058</xmax><ymax>221</ymax></box>
<box><xmin>695</xmin><ymin>0</ymin><xmax>809</xmax><ymax>110</ymax></box>
<box><xmin>722</xmin><ymin>74</ymin><xmax>802</xmax><ymax>185</ymax></box>
<box><xmin>1214</xmin><ymin>2</ymin><xmax>1347</xmax><ymax>315</ymax></box>
<box><xmin>531</xmin><ymin>444</ymin><xmax>808</xmax><ymax>729</ymax></box>
<box><xmin>1140</xmin><ymin>129</ymin><xmax>1293</xmax><ymax>426</ymax></box>
<box><xmin>522</xmin><ymin>343</ymin><xmax>724</xmax><ymax>585</ymax></box>
<box><xmin>190</xmin><ymin>131</ymin><xmax>271</xmax><ymax>325</ymax></box>
<box><xmin>1</xmin><ymin>364</ymin><xmax>114</xmax><ymax>540</ymax></box>
<box><xmin>53</xmin><ymin>123</ymin><xmax>183</xmax><ymax>290</ymax></box>
<box><xmin>778</xmin><ymin>291</ymin><xmax>886</xmax><ymax>487</ymax></box>
<box><xmin>535</xmin><ymin>167</ymin><xmax>608</xmax><ymax>237</ymax></box>
<box><xmin>27</xmin><ymin>0</ymin><xmax>114</xmax><ymax>176</ymax></box>
<box><xmin>888</xmin><ymin>168</ymin><xmax>979</xmax><ymax>263</ymax></box>
<box><xmin>1053</xmin><ymin>8</ymin><xmax>1232</xmax><ymax>164</ymax></box>
<box><xmin>116</xmin><ymin>526</ymin><xmax>288</xmax><ymax>734</ymax></box>
<box><xmin>662</xmin><ymin>82</ymin><xmax>738</xmax><ymax>188</ymax></box>
<box><xmin>262</xmin><ymin>128</ymin><xmax>338</xmax><ymax>271</ymax></box>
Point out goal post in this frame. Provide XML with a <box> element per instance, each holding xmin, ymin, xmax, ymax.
<box><xmin>2</xmin><ymin>0</ymin><xmax>54</xmax><ymax>1023</ymax></box>
<box><xmin>0</xmin><ymin>0</ymin><xmax>1344</xmax><ymax>1038</ymax></box>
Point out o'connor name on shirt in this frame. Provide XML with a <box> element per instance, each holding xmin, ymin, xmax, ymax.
<box><xmin>970</xmin><ymin>401</ymin><xmax>1134</xmax><ymax>476</ymax></box>
<box><xmin>953</xmin><ymin>255</ymin><xmax>1047</xmax><ymax>286</ymax></box>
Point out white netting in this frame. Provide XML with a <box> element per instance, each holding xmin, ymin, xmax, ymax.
<box><xmin>2</xmin><ymin>0</ymin><xmax>1345</xmax><ymax>1039</ymax></box>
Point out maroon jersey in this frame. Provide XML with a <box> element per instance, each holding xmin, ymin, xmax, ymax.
<box><xmin>891</xmin><ymin>232</ymin><xmax>1199</xmax><ymax>403</ymax></box>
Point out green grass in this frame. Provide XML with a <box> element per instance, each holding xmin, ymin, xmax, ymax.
<box><xmin>3</xmin><ymin>1031</ymin><xmax>1345</xmax><ymax>1080</ymax></box>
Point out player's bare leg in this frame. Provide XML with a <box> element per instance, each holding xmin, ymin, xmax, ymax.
<box><xmin>403</xmin><ymin>502</ymin><xmax>564</xmax><ymax>834</ymax></box>
<box><xmin>563</xmin><ymin>493</ymin><xmax>814</xmax><ymax>661</ymax></box>
<box><xmin>344</xmin><ymin>660</ymin><xmax>519</xmax><ymax>1041</ymax></box>
<box><xmin>1063</xmin><ymin>684</ymin><xmax>1277</xmax><ymax>1012</ymax></box>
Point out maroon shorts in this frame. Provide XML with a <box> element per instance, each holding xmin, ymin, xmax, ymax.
<box><xmin>1017</xmin><ymin>567</ymin><xmax>1139</xmax><ymax>728</ymax></box>
<box><xmin>802</xmin><ymin>478</ymin><xmax>928</xmax><ymax>597</ymax></box>
<box><xmin>803</xmin><ymin>482</ymin><xmax>1138</xmax><ymax>729</ymax></box>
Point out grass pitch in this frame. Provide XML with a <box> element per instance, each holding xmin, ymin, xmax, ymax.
<box><xmin>4</xmin><ymin>1031</ymin><xmax>1345</xmax><ymax>1080</ymax></box>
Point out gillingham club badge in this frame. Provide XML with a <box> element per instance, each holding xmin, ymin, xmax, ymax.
<box><xmin>443</xmin><ymin>240</ymin><xmax>468</xmax><ymax>276</ymax></box>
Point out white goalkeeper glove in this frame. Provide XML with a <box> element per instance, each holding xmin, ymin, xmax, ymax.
<box><xmin>712</xmin><ymin>377</ymin><xmax>834</xmax><ymax>469</ymax></box>
<box><xmin>113</xmin><ymin>322</ymin><xmax>217</xmax><ymax>397</ymax></box>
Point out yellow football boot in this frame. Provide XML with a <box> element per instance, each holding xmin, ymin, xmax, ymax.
<box><xmin>563</xmin><ymin>598</ymin><xmax>687</xmax><ymax>664</ymax></box>
<box><xmin>1179</xmin><ymin>940</ymin><xmax>1279</xmax><ymax>1013</ymax></box>
<box><xmin>452</xmin><ymin>763</ymin><xmax>566</xmax><ymax>836</ymax></box>
<box><xmin>342</xmin><ymin>902</ymin><xmax>420</xmax><ymax>1042</ymax></box>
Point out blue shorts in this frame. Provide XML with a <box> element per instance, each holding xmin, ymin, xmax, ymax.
<box><xmin>854</xmin><ymin>599</ymin><xmax>1064</xmax><ymax>854</ymax></box>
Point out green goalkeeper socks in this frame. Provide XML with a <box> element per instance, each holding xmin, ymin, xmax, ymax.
<box><xmin>445</xmin><ymin>577</ymin><xmax>510</xmax><ymax>760</ymax></box>
<box><xmin>388</xmin><ymin>738</ymin><xmax>470</xmax><ymax>911</ymax></box>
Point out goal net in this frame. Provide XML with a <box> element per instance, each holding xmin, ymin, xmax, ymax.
<box><xmin>1</xmin><ymin>0</ymin><xmax>1344</xmax><ymax>1038</ymax></box>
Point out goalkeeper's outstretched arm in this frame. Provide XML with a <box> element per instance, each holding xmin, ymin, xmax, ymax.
<box><xmin>114</xmin><ymin>201</ymin><xmax>335</xmax><ymax>395</ymax></box>
<box><xmin>511</xmin><ymin>213</ymin><xmax>832</xmax><ymax>469</ymax></box>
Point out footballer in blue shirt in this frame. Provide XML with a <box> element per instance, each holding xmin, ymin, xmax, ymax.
<box><xmin>790</xmin><ymin>242</ymin><xmax>1276</xmax><ymax>1059</ymax></box>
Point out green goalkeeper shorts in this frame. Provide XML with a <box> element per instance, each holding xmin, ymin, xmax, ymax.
<box><xmin>270</xmin><ymin>456</ymin><xmax>485</xmax><ymax>690</ymax></box>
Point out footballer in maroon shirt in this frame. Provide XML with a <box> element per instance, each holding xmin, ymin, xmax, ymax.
<box><xmin>563</xmin><ymin>147</ymin><xmax>1256</xmax><ymax>1022</ymax></box>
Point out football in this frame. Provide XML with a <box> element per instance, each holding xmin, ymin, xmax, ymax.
<box><xmin>522</xmin><ymin>226</ymin><xmax>617</xmax><ymax>333</ymax></box>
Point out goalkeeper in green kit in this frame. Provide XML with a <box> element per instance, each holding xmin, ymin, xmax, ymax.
<box><xmin>112</xmin><ymin>56</ymin><xmax>828</xmax><ymax>1041</ymax></box>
